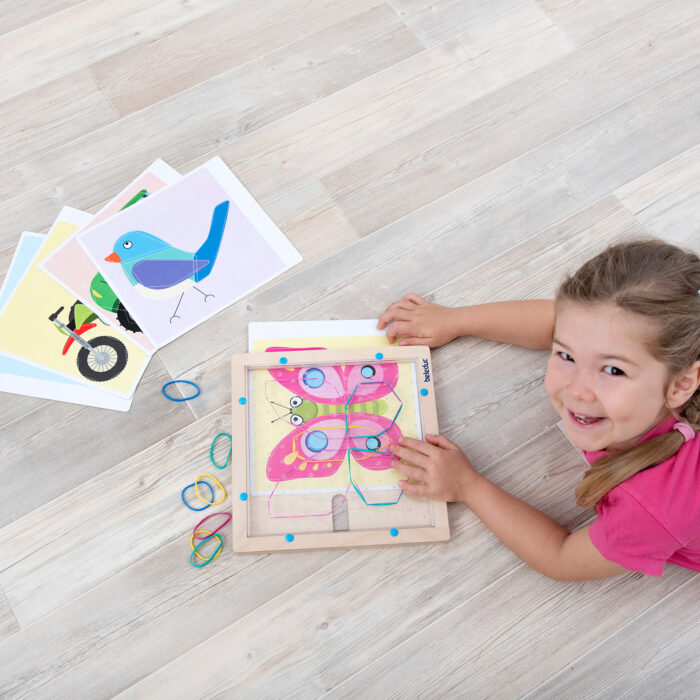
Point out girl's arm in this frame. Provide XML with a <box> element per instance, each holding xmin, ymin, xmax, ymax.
<box><xmin>377</xmin><ymin>294</ymin><xmax>555</xmax><ymax>350</ymax></box>
<box><xmin>391</xmin><ymin>434</ymin><xmax>629</xmax><ymax>581</ymax></box>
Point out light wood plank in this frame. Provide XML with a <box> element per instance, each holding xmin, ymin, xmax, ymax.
<box><xmin>322</xmin><ymin>0</ymin><xmax>700</xmax><ymax>235</ymax></box>
<box><xmin>0</xmin><ymin>0</ymin><xmax>233</xmax><ymax>101</ymax></box>
<box><xmin>0</xmin><ymin>584</ymin><xmax>19</xmax><ymax>642</ymax></box>
<box><xmin>389</xmin><ymin>0</ymin><xmax>529</xmax><ymax>48</ymax></box>
<box><xmin>525</xmin><ymin>577</ymin><xmax>700</xmax><ymax>699</ymax></box>
<box><xmin>0</xmin><ymin>0</ymin><xmax>87</xmax><ymax>36</ymax></box>
<box><xmin>615</xmin><ymin>144</ymin><xmax>700</xmax><ymax>247</ymax></box>
<box><xmin>536</xmin><ymin>0</ymin><xmax>674</xmax><ymax>45</ymax></box>
<box><xmin>0</xmin><ymin>69</ymin><xmax>116</xmax><ymax>173</ymax></box>
<box><xmin>220</xmin><ymin>3</ymin><xmax>574</xmax><ymax>207</ymax></box>
<box><xmin>90</xmin><ymin>0</ymin><xmax>383</xmax><ymax>117</ymax></box>
<box><xmin>0</xmin><ymin>356</ymin><xmax>194</xmax><ymax>528</ymax></box>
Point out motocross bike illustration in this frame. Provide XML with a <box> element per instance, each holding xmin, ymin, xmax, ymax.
<box><xmin>49</xmin><ymin>300</ymin><xmax>128</xmax><ymax>382</ymax></box>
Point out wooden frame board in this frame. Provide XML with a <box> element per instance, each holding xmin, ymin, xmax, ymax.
<box><xmin>230</xmin><ymin>347</ymin><xmax>450</xmax><ymax>552</ymax></box>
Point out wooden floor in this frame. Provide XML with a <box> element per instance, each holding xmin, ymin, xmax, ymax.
<box><xmin>1</xmin><ymin>1</ymin><xmax>699</xmax><ymax>697</ymax></box>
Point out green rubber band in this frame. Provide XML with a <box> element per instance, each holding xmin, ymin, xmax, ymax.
<box><xmin>210</xmin><ymin>432</ymin><xmax>232</xmax><ymax>469</ymax></box>
<box><xmin>190</xmin><ymin>533</ymin><xmax>223</xmax><ymax>568</ymax></box>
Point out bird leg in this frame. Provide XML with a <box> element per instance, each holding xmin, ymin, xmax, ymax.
<box><xmin>193</xmin><ymin>286</ymin><xmax>215</xmax><ymax>303</ymax></box>
<box><xmin>170</xmin><ymin>293</ymin><xmax>184</xmax><ymax>323</ymax></box>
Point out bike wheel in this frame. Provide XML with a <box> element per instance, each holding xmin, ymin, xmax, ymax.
<box><xmin>76</xmin><ymin>336</ymin><xmax>128</xmax><ymax>382</ymax></box>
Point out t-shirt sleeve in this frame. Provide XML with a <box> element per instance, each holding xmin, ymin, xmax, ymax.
<box><xmin>589</xmin><ymin>487</ymin><xmax>682</xmax><ymax>577</ymax></box>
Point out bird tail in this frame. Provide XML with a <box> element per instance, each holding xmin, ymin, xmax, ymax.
<box><xmin>194</xmin><ymin>200</ymin><xmax>229</xmax><ymax>282</ymax></box>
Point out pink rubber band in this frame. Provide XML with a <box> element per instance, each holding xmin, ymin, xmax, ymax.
<box><xmin>674</xmin><ymin>422</ymin><xmax>695</xmax><ymax>443</ymax></box>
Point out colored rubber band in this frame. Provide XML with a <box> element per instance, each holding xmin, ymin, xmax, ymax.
<box><xmin>190</xmin><ymin>533</ymin><xmax>223</xmax><ymax>567</ymax></box>
<box><xmin>240</xmin><ymin>492</ymin><xmax>248</xmax><ymax>501</ymax></box>
<box><xmin>238</xmin><ymin>397</ymin><xmax>247</xmax><ymax>404</ymax></box>
<box><xmin>285</xmin><ymin>533</ymin><xmax>294</xmax><ymax>542</ymax></box>
<box><xmin>420</xmin><ymin>388</ymin><xmax>428</xmax><ymax>396</ymax></box>
<box><xmin>194</xmin><ymin>473</ymin><xmax>226</xmax><ymax>505</ymax></box>
<box><xmin>192</xmin><ymin>512</ymin><xmax>232</xmax><ymax>540</ymax></box>
<box><xmin>375</xmin><ymin>352</ymin><xmax>384</xmax><ymax>360</ymax></box>
<box><xmin>210</xmin><ymin>432</ymin><xmax>232</xmax><ymax>469</ymax></box>
<box><xmin>181</xmin><ymin>480</ymin><xmax>214</xmax><ymax>511</ymax></box>
<box><xmin>190</xmin><ymin>530</ymin><xmax>223</xmax><ymax>561</ymax></box>
<box><xmin>162</xmin><ymin>380</ymin><xmax>201</xmax><ymax>402</ymax></box>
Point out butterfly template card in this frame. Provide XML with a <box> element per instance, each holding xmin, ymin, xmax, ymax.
<box><xmin>41</xmin><ymin>159</ymin><xmax>182</xmax><ymax>355</ymax></box>
<box><xmin>78</xmin><ymin>157</ymin><xmax>302</xmax><ymax>348</ymax></box>
<box><xmin>230</xmin><ymin>347</ymin><xmax>450</xmax><ymax>552</ymax></box>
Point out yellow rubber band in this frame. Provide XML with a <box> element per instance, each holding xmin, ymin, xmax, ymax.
<box><xmin>194</xmin><ymin>473</ymin><xmax>226</xmax><ymax>505</ymax></box>
<box><xmin>190</xmin><ymin>529</ymin><xmax>222</xmax><ymax>561</ymax></box>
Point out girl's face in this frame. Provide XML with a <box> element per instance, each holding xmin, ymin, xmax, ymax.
<box><xmin>544</xmin><ymin>302</ymin><xmax>671</xmax><ymax>453</ymax></box>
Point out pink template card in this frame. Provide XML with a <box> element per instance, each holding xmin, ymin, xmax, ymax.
<box><xmin>41</xmin><ymin>159</ymin><xmax>181</xmax><ymax>354</ymax></box>
<box><xmin>77</xmin><ymin>157</ymin><xmax>302</xmax><ymax>349</ymax></box>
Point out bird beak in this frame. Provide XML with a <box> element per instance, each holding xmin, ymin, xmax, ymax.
<box><xmin>105</xmin><ymin>252</ymin><xmax>121</xmax><ymax>262</ymax></box>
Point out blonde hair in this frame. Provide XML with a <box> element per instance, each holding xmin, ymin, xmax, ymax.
<box><xmin>555</xmin><ymin>239</ymin><xmax>700</xmax><ymax>507</ymax></box>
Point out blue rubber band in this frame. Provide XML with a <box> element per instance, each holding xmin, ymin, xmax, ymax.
<box><xmin>190</xmin><ymin>533</ymin><xmax>223</xmax><ymax>567</ymax></box>
<box><xmin>181</xmin><ymin>479</ymin><xmax>215</xmax><ymax>511</ymax></box>
<box><xmin>420</xmin><ymin>388</ymin><xmax>428</xmax><ymax>396</ymax></box>
<box><xmin>210</xmin><ymin>432</ymin><xmax>232</xmax><ymax>469</ymax></box>
<box><xmin>162</xmin><ymin>380</ymin><xmax>201</xmax><ymax>402</ymax></box>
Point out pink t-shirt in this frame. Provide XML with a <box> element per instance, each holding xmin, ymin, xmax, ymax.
<box><xmin>585</xmin><ymin>414</ymin><xmax>700</xmax><ymax>577</ymax></box>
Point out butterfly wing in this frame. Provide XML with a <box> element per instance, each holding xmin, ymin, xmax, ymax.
<box><xmin>267</xmin><ymin>363</ymin><xmax>347</xmax><ymax>404</ymax></box>
<box><xmin>267</xmin><ymin>415</ymin><xmax>349</xmax><ymax>481</ymax></box>
<box><xmin>346</xmin><ymin>413</ymin><xmax>402</xmax><ymax>471</ymax></box>
<box><xmin>343</xmin><ymin>362</ymin><xmax>399</xmax><ymax>403</ymax></box>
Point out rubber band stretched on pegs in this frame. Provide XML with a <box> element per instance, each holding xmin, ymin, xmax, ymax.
<box><xmin>162</xmin><ymin>380</ymin><xmax>201</xmax><ymax>402</ymax></box>
<box><xmin>181</xmin><ymin>480</ymin><xmax>215</xmax><ymax>511</ymax></box>
<box><xmin>194</xmin><ymin>473</ymin><xmax>226</xmax><ymax>505</ymax></box>
<box><xmin>210</xmin><ymin>432</ymin><xmax>232</xmax><ymax>469</ymax></box>
<box><xmin>190</xmin><ymin>529</ymin><xmax>224</xmax><ymax>561</ymax></box>
<box><xmin>192</xmin><ymin>512</ymin><xmax>232</xmax><ymax>540</ymax></box>
<box><xmin>190</xmin><ymin>533</ymin><xmax>223</xmax><ymax>567</ymax></box>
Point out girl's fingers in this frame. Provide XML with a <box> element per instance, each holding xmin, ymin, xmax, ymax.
<box><xmin>397</xmin><ymin>435</ymin><xmax>434</xmax><ymax>456</ymax></box>
<box><xmin>398</xmin><ymin>479</ymin><xmax>429</xmax><ymax>498</ymax></box>
<box><xmin>425</xmin><ymin>433</ymin><xmax>455</xmax><ymax>449</ymax></box>
<box><xmin>404</xmin><ymin>293</ymin><xmax>425</xmax><ymax>305</ymax></box>
<box><xmin>399</xmin><ymin>336</ymin><xmax>433</xmax><ymax>347</ymax></box>
<box><xmin>393</xmin><ymin>460</ymin><xmax>425</xmax><ymax>481</ymax></box>
<box><xmin>386</xmin><ymin>321</ymin><xmax>414</xmax><ymax>344</ymax></box>
<box><xmin>391</xmin><ymin>443</ymin><xmax>429</xmax><ymax>469</ymax></box>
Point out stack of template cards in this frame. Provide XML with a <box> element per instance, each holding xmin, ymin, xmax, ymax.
<box><xmin>0</xmin><ymin>158</ymin><xmax>301</xmax><ymax>411</ymax></box>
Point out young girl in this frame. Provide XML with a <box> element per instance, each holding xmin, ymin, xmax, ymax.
<box><xmin>378</xmin><ymin>239</ymin><xmax>700</xmax><ymax>581</ymax></box>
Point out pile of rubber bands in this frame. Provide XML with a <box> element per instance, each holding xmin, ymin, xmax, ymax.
<box><xmin>181</xmin><ymin>431</ymin><xmax>232</xmax><ymax>568</ymax></box>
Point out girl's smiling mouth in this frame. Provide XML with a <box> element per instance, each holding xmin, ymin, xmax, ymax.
<box><xmin>568</xmin><ymin>409</ymin><xmax>607</xmax><ymax>427</ymax></box>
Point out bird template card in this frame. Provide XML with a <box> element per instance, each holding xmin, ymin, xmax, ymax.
<box><xmin>77</xmin><ymin>157</ymin><xmax>302</xmax><ymax>348</ymax></box>
<box><xmin>0</xmin><ymin>208</ymin><xmax>151</xmax><ymax>399</ymax></box>
<box><xmin>0</xmin><ymin>232</ymin><xmax>132</xmax><ymax>411</ymax></box>
<box><xmin>41</xmin><ymin>159</ymin><xmax>182</xmax><ymax>356</ymax></box>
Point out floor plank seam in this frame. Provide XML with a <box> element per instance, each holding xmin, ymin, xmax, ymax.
<box><xmin>84</xmin><ymin>63</ymin><xmax>121</xmax><ymax>121</ymax></box>
<box><xmin>520</xmin><ymin>573</ymin><xmax>698</xmax><ymax>698</ymax></box>
<box><xmin>321</xmin><ymin>559</ymin><xmax>530</xmax><ymax>697</ymax></box>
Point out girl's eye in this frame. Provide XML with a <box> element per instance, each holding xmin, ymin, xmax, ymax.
<box><xmin>557</xmin><ymin>351</ymin><xmax>574</xmax><ymax>362</ymax></box>
<box><xmin>603</xmin><ymin>365</ymin><xmax>625</xmax><ymax>376</ymax></box>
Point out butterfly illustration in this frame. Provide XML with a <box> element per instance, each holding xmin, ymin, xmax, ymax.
<box><xmin>264</xmin><ymin>352</ymin><xmax>402</xmax><ymax>487</ymax></box>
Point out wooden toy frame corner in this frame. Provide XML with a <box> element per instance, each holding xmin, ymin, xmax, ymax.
<box><xmin>230</xmin><ymin>346</ymin><xmax>450</xmax><ymax>553</ymax></box>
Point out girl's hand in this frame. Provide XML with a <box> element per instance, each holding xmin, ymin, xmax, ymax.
<box><xmin>377</xmin><ymin>294</ymin><xmax>461</xmax><ymax>348</ymax></box>
<box><xmin>390</xmin><ymin>434</ymin><xmax>478</xmax><ymax>502</ymax></box>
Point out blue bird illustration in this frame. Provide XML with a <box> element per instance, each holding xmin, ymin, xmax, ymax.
<box><xmin>105</xmin><ymin>200</ymin><xmax>229</xmax><ymax>322</ymax></box>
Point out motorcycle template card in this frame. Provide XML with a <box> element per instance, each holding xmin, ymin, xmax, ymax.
<box><xmin>0</xmin><ymin>232</ymin><xmax>132</xmax><ymax>411</ymax></box>
<box><xmin>0</xmin><ymin>208</ymin><xmax>150</xmax><ymax>398</ymax></box>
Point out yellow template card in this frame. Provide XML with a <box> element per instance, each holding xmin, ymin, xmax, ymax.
<box><xmin>0</xmin><ymin>210</ymin><xmax>150</xmax><ymax>397</ymax></box>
